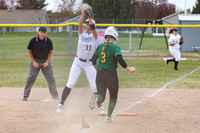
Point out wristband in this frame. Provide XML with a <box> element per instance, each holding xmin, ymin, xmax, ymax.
<box><xmin>90</xmin><ymin>23</ymin><xmax>96</xmax><ymax>30</ymax></box>
<box><xmin>171</xmin><ymin>43</ymin><xmax>174</xmax><ymax>46</ymax></box>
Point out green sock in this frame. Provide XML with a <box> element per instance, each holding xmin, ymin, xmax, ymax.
<box><xmin>107</xmin><ymin>101</ymin><xmax>116</xmax><ymax>117</ymax></box>
<box><xmin>97</xmin><ymin>94</ymin><xmax>102</xmax><ymax>103</ymax></box>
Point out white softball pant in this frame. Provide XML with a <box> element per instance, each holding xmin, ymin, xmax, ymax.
<box><xmin>169</xmin><ymin>47</ymin><xmax>181</xmax><ymax>61</ymax></box>
<box><xmin>66</xmin><ymin>57</ymin><xmax>97</xmax><ymax>93</ymax></box>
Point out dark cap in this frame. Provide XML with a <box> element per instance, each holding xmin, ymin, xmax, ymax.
<box><xmin>173</xmin><ymin>28</ymin><xmax>178</xmax><ymax>31</ymax></box>
<box><xmin>39</xmin><ymin>27</ymin><xmax>47</xmax><ymax>32</ymax></box>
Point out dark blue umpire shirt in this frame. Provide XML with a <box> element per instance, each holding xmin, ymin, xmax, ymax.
<box><xmin>27</xmin><ymin>35</ymin><xmax>53</xmax><ymax>60</ymax></box>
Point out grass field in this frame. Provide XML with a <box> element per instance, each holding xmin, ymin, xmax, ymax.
<box><xmin>0</xmin><ymin>32</ymin><xmax>199</xmax><ymax>89</ymax></box>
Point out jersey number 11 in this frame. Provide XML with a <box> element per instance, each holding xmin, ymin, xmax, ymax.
<box><xmin>86</xmin><ymin>45</ymin><xmax>92</xmax><ymax>50</ymax></box>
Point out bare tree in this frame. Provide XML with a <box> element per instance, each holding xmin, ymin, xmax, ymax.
<box><xmin>16</xmin><ymin>0</ymin><xmax>34</xmax><ymax>10</ymax></box>
<box><xmin>55</xmin><ymin>0</ymin><xmax>80</xmax><ymax>18</ymax></box>
<box><xmin>2</xmin><ymin>0</ymin><xmax>21</xmax><ymax>11</ymax></box>
<box><xmin>0</xmin><ymin>0</ymin><xmax>35</xmax><ymax>10</ymax></box>
<box><xmin>137</xmin><ymin>0</ymin><xmax>175</xmax><ymax>19</ymax></box>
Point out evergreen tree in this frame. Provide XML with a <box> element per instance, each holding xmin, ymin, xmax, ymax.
<box><xmin>29</xmin><ymin>0</ymin><xmax>47</xmax><ymax>10</ymax></box>
<box><xmin>83</xmin><ymin>0</ymin><xmax>139</xmax><ymax>19</ymax></box>
<box><xmin>192</xmin><ymin>0</ymin><xmax>200</xmax><ymax>14</ymax></box>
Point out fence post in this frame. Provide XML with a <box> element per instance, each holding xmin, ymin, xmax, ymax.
<box><xmin>3</xmin><ymin>27</ymin><xmax>5</xmax><ymax>60</ymax></box>
<box><xmin>129</xmin><ymin>32</ymin><xmax>132</xmax><ymax>52</ymax></box>
<box><xmin>137</xmin><ymin>27</ymin><xmax>139</xmax><ymax>61</ymax></box>
<box><xmin>68</xmin><ymin>26</ymin><xmax>73</xmax><ymax>60</ymax></box>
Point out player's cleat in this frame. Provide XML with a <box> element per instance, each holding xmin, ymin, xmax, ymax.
<box><xmin>105</xmin><ymin>116</ymin><xmax>112</xmax><ymax>123</ymax></box>
<box><xmin>22</xmin><ymin>97</ymin><xmax>28</xmax><ymax>101</ymax></box>
<box><xmin>98</xmin><ymin>106</ymin><xmax>105</xmax><ymax>116</ymax></box>
<box><xmin>174</xmin><ymin>68</ymin><xmax>178</xmax><ymax>70</ymax></box>
<box><xmin>165</xmin><ymin>60</ymin><xmax>169</xmax><ymax>66</ymax></box>
<box><xmin>89</xmin><ymin>94</ymin><xmax>97</xmax><ymax>110</ymax></box>
<box><xmin>57</xmin><ymin>104</ymin><xmax>63</xmax><ymax>113</ymax></box>
<box><xmin>54</xmin><ymin>97</ymin><xmax>60</xmax><ymax>102</ymax></box>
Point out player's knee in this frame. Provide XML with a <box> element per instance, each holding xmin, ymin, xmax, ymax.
<box><xmin>66</xmin><ymin>82</ymin><xmax>75</xmax><ymax>89</ymax></box>
<box><xmin>28</xmin><ymin>74</ymin><xmax>37</xmax><ymax>79</ymax></box>
<box><xmin>110</xmin><ymin>96</ymin><xmax>117</xmax><ymax>103</ymax></box>
<box><xmin>90</xmin><ymin>83</ymin><xmax>96</xmax><ymax>91</ymax></box>
<box><xmin>175</xmin><ymin>58</ymin><xmax>180</xmax><ymax>61</ymax></box>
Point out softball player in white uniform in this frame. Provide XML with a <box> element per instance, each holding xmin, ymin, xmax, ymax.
<box><xmin>57</xmin><ymin>10</ymin><xmax>105</xmax><ymax>115</ymax></box>
<box><xmin>165</xmin><ymin>28</ymin><xmax>181</xmax><ymax>70</ymax></box>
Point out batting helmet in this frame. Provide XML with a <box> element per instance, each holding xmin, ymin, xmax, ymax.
<box><xmin>104</xmin><ymin>26</ymin><xmax>119</xmax><ymax>41</ymax></box>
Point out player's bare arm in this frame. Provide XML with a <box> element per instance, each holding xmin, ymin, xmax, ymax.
<box><xmin>79</xmin><ymin>10</ymin><xmax>85</xmax><ymax>34</ymax></box>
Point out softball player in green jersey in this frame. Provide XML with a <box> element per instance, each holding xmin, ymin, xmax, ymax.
<box><xmin>92</xmin><ymin>26</ymin><xmax>136</xmax><ymax>123</ymax></box>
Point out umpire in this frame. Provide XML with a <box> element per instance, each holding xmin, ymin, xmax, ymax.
<box><xmin>22</xmin><ymin>27</ymin><xmax>59</xmax><ymax>101</ymax></box>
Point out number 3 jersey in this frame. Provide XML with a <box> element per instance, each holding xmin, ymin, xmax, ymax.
<box><xmin>76</xmin><ymin>29</ymin><xmax>98</xmax><ymax>59</ymax></box>
<box><xmin>94</xmin><ymin>42</ymin><xmax>122</xmax><ymax>70</ymax></box>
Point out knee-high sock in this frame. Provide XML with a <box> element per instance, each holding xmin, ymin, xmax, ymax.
<box><xmin>174</xmin><ymin>61</ymin><xmax>179</xmax><ymax>70</ymax></box>
<box><xmin>167</xmin><ymin>58</ymin><xmax>175</xmax><ymax>63</ymax></box>
<box><xmin>60</xmin><ymin>86</ymin><xmax>71</xmax><ymax>105</ymax></box>
<box><xmin>107</xmin><ymin>101</ymin><xmax>116</xmax><ymax>117</ymax></box>
<box><xmin>97</xmin><ymin>94</ymin><xmax>103</xmax><ymax>108</ymax></box>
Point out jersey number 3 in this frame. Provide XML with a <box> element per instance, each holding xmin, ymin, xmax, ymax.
<box><xmin>101</xmin><ymin>52</ymin><xmax>106</xmax><ymax>63</ymax></box>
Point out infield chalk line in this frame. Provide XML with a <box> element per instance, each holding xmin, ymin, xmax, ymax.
<box><xmin>80</xmin><ymin>67</ymin><xmax>200</xmax><ymax>133</ymax></box>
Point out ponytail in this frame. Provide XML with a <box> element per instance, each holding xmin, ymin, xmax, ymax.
<box><xmin>102</xmin><ymin>36</ymin><xmax>110</xmax><ymax>52</ymax></box>
<box><xmin>167</xmin><ymin>28</ymin><xmax>174</xmax><ymax>36</ymax></box>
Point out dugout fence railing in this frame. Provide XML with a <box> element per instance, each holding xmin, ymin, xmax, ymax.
<box><xmin>1</xmin><ymin>23</ymin><xmax>200</xmax><ymax>60</ymax></box>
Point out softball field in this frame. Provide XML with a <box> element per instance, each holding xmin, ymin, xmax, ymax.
<box><xmin>0</xmin><ymin>86</ymin><xmax>200</xmax><ymax>133</ymax></box>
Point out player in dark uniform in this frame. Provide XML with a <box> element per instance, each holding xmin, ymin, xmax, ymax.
<box><xmin>22</xmin><ymin>27</ymin><xmax>59</xmax><ymax>101</ymax></box>
<box><xmin>91</xmin><ymin>26</ymin><xmax>136</xmax><ymax>122</ymax></box>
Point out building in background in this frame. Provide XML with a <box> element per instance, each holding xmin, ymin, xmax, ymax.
<box><xmin>0</xmin><ymin>10</ymin><xmax>49</xmax><ymax>32</ymax></box>
<box><xmin>162</xmin><ymin>11</ymin><xmax>185</xmax><ymax>25</ymax></box>
<box><xmin>151</xmin><ymin>11</ymin><xmax>184</xmax><ymax>36</ymax></box>
<box><xmin>178</xmin><ymin>14</ymin><xmax>200</xmax><ymax>52</ymax></box>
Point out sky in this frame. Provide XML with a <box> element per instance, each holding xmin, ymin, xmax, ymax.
<box><xmin>44</xmin><ymin>0</ymin><xmax>197</xmax><ymax>12</ymax></box>
<box><xmin>168</xmin><ymin>0</ymin><xmax>197</xmax><ymax>11</ymax></box>
<box><xmin>44</xmin><ymin>0</ymin><xmax>82</xmax><ymax>12</ymax></box>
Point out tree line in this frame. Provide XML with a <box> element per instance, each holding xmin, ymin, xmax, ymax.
<box><xmin>1</xmin><ymin>0</ymin><xmax>200</xmax><ymax>19</ymax></box>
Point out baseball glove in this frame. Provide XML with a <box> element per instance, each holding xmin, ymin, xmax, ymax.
<box><xmin>81</xmin><ymin>3</ymin><xmax>94</xmax><ymax>18</ymax></box>
<box><xmin>179</xmin><ymin>37</ymin><xmax>183</xmax><ymax>45</ymax></box>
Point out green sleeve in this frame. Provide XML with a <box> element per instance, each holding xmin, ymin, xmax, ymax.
<box><xmin>113</xmin><ymin>45</ymin><xmax>122</xmax><ymax>57</ymax></box>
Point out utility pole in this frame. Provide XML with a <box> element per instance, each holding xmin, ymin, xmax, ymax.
<box><xmin>185</xmin><ymin>0</ymin><xmax>187</xmax><ymax>14</ymax></box>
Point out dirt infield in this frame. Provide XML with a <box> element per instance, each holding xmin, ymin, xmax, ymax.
<box><xmin>0</xmin><ymin>87</ymin><xmax>200</xmax><ymax>133</ymax></box>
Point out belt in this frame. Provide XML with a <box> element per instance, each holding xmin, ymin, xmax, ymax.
<box><xmin>35</xmin><ymin>58</ymin><xmax>46</xmax><ymax>61</ymax></box>
<box><xmin>76</xmin><ymin>56</ymin><xmax>92</xmax><ymax>62</ymax></box>
<box><xmin>98</xmin><ymin>68</ymin><xmax>116</xmax><ymax>71</ymax></box>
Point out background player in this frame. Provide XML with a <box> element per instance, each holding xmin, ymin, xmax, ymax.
<box><xmin>57</xmin><ymin>10</ymin><xmax>105</xmax><ymax>115</ymax></box>
<box><xmin>166</xmin><ymin>28</ymin><xmax>182</xmax><ymax>70</ymax></box>
<box><xmin>92</xmin><ymin>26</ymin><xmax>136</xmax><ymax>122</ymax></box>
<box><xmin>22</xmin><ymin>27</ymin><xmax>59</xmax><ymax>101</ymax></box>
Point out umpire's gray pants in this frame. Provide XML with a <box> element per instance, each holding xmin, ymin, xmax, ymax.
<box><xmin>23</xmin><ymin>60</ymin><xmax>59</xmax><ymax>99</ymax></box>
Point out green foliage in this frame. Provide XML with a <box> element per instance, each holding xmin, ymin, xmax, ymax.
<box><xmin>192</xmin><ymin>0</ymin><xmax>200</xmax><ymax>14</ymax></box>
<box><xmin>83</xmin><ymin>0</ymin><xmax>139</xmax><ymax>19</ymax></box>
<box><xmin>29</xmin><ymin>0</ymin><xmax>48</xmax><ymax>9</ymax></box>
